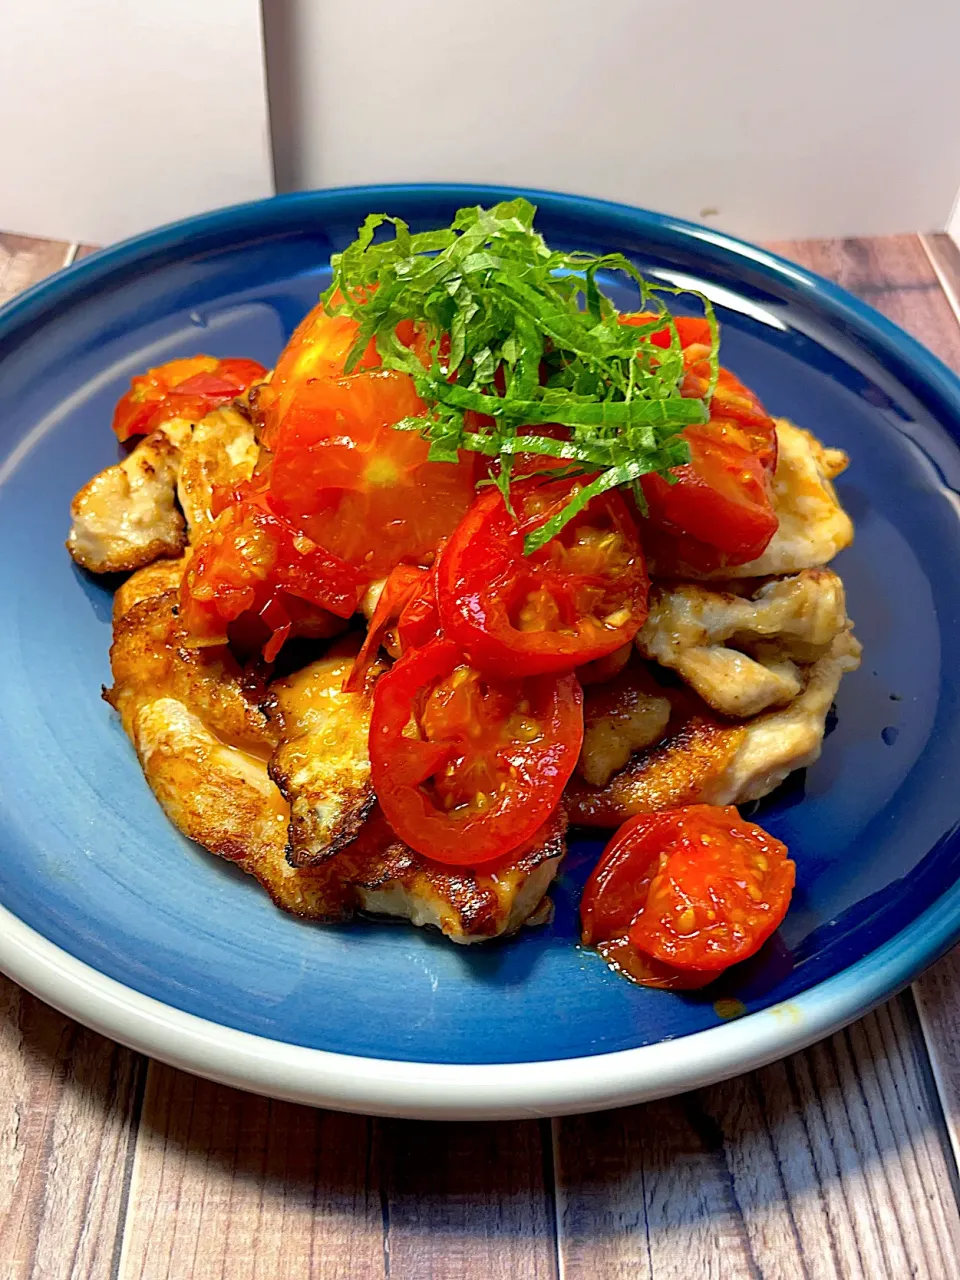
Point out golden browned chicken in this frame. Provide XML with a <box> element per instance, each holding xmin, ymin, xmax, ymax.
<box><xmin>568</xmin><ymin>631</ymin><xmax>861</xmax><ymax>826</ymax></box>
<box><xmin>67</xmin><ymin>406</ymin><xmax>257</xmax><ymax>572</ymax></box>
<box><xmin>636</xmin><ymin>568</ymin><xmax>852</xmax><ymax>718</ymax></box>
<box><xmin>104</xmin><ymin>564</ymin><xmax>567</xmax><ymax>943</ymax></box>
<box><xmin>266</xmin><ymin>640</ymin><xmax>381</xmax><ymax>865</ymax></box>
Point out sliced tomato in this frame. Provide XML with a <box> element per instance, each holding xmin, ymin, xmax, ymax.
<box><xmin>179</xmin><ymin>494</ymin><xmax>363</xmax><ymax>651</ymax></box>
<box><xmin>112</xmin><ymin>356</ymin><xmax>266</xmax><ymax>442</ymax></box>
<box><xmin>265</xmin><ymin>369</ymin><xmax>478</xmax><ymax>579</ymax></box>
<box><xmin>620</xmin><ymin>312</ymin><xmax>779</xmax><ymax>573</ymax></box>
<box><xmin>638</xmin><ymin>420</ymin><xmax>778</xmax><ymax>568</ymax></box>
<box><xmin>436</xmin><ymin>477</ymin><xmax>648</xmax><ymax>680</ymax></box>
<box><xmin>257</xmin><ymin>294</ymin><xmax>421</xmax><ymax>437</ymax></box>
<box><xmin>369</xmin><ymin>637</ymin><xmax>583</xmax><ymax>866</ymax></box>
<box><xmin>581</xmin><ymin>805</ymin><xmax>793</xmax><ymax>986</ymax></box>
<box><xmin>620</xmin><ymin>311</ymin><xmax>713</xmax><ymax>351</ymax></box>
<box><xmin>628</xmin><ymin>806</ymin><xmax>794</xmax><ymax>971</ymax></box>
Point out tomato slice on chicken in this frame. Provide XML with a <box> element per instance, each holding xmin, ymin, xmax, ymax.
<box><xmin>620</xmin><ymin>312</ymin><xmax>779</xmax><ymax>572</ymax></box>
<box><xmin>436</xmin><ymin>477</ymin><xmax>649</xmax><ymax>680</ymax></box>
<box><xmin>581</xmin><ymin>805</ymin><xmax>794</xmax><ymax>986</ymax></box>
<box><xmin>265</xmin><ymin>370</ymin><xmax>478</xmax><ymax>580</ymax></box>
<box><xmin>179</xmin><ymin>493</ymin><xmax>363</xmax><ymax>651</ymax></box>
<box><xmin>112</xmin><ymin>356</ymin><xmax>266</xmax><ymax>442</ymax></box>
<box><xmin>369</xmin><ymin>637</ymin><xmax>583</xmax><ymax>866</ymax></box>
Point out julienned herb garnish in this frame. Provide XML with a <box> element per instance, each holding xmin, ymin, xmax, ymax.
<box><xmin>321</xmin><ymin>199</ymin><xmax>719</xmax><ymax>552</ymax></box>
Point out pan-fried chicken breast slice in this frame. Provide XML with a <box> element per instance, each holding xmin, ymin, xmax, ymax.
<box><xmin>266</xmin><ymin>640</ymin><xmax>381</xmax><ymax>866</ymax></box>
<box><xmin>106</xmin><ymin>575</ymin><xmax>564</xmax><ymax>942</ymax></box>
<box><xmin>577</xmin><ymin>662</ymin><xmax>672</xmax><ymax>787</ymax></box>
<box><xmin>68</xmin><ymin>405</ymin><xmax>259</xmax><ymax>573</ymax></box>
<box><xmin>637</xmin><ymin>569</ymin><xmax>851</xmax><ymax>718</ymax></box>
<box><xmin>350</xmin><ymin>806</ymin><xmax>567</xmax><ymax>942</ymax></box>
<box><xmin>107</xmin><ymin>588</ymin><xmax>278</xmax><ymax>759</ymax></box>
<box><xmin>696</xmin><ymin>420</ymin><xmax>852</xmax><ymax>579</ymax></box>
<box><xmin>567</xmin><ymin>631</ymin><xmax>861</xmax><ymax>826</ymax></box>
<box><xmin>67</xmin><ymin>418</ymin><xmax>193</xmax><ymax>573</ymax></box>
<box><xmin>175</xmin><ymin>406</ymin><xmax>259</xmax><ymax>539</ymax></box>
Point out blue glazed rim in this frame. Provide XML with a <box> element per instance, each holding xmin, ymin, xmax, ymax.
<box><xmin>1</xmin><ymin>184</ymin><xmax>959</xmax><ymax>1118</ymax></box>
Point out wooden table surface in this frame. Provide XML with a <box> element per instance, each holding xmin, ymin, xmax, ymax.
<box><xmin>3</xmin><ymin>228</ymin><xmax>960</xmax><ymax>1280</ymax></box>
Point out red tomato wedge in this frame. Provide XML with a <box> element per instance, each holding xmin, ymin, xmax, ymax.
<box><xmin>581</xmin><ymin>805</ymin><xmax>794</xmax><ymax>986</ymax></box>
<box><xmin>436</xmin><ymin>477</ymin><xmax>649</xmax><ymax>680</ymax></box>
<box><xmin>620</xmin><ymin>312</ymin><xmax>779</xmax><ymax>572</ymax></box>
<box><xmin>369</xmin><ymin>637</ymin><xmax>583</xmax><ymax>866</ymax></box>
<box><xmin>179</xmin><ymin>493</ymin><xmax>363</xmax><ymax>651</ymax></box>
<box><xmin>264</xmin><ymin>370</ymin><xmax>478</xmax><ymax>580</ymax></box>
<box><xmin>256</xmin><ymin>295</ymin><xmax>421</xmax><ymax>437</ymax></box>
<box><xmin>112</xmin><ymin>356</ymin><xmax>266</xmax><ymax>442</ymax></box>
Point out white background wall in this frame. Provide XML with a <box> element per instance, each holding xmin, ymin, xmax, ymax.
<box><xmin>2</xmin><ymin>0</ymin><xmax>959</xmax><ymax>246</ymax></box>
<box><xmin>265</xmin><ymin>0</ymin><xmax>960</xmax><ymax>243</ymax></box>
<box><xmin>0</xmin><ymin>0</ymin><xmax>273</xmax><ymax>244</ymax></box>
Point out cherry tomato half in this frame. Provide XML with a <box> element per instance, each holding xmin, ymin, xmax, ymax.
<box><xmin>179</xmin><ymin>494</ymin><xmax>363</xmax><ymax>651</ymax></box>
<box><xmin>436</xmin><ymin>477</ymin><xmax>649</xmax><ymax>680</ymax></box>
<box><xmin>369</xmin><ymin>637</ymin><xmax>583</xmax><ymax>866</ymax></box>
<box><xmin>621</xmin><ymin>313</ymin><xmax>779</xmax><ymax>573</ymax></box>
<box><xmin>112</xmin><ymin>356</ymin><xmax>266</xmax><ymax>442</ymax></box>
<box><xmin>264</xmin><ymin>370</ymin><xmax>478</xmax><ymax>580</ymax></box>
<box><xmin>581</xmin><ymin>805</ymin><xmax>794</xmax><ymax>981</ymax></box>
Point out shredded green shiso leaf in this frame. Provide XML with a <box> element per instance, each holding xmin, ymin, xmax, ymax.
<box><xmin>321</xmin><ymin>199</ymin><xmax>719</xmax><ymax>552</ymax></box>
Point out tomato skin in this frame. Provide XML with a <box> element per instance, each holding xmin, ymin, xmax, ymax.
<box><xmin>265</xmin><ymin>370</ymin><xmax>478</xmax><ymax>580</ymax></box>
<box><xmin>437</xmin><ymin>477</ymin><xmax>649</xmax><ymax>680</ymax></box>
<box><xmin>628</xmin><ymin>807</ymin><xmax>794</xmax><ymax>971</ymax></box>
<box><xmin>369</xmin><ymin>637</ymin><xmax>583</xmax><ymax>866</ymax></box>
<box><xmin>639</xmin><ymin>421</ymin><xmax>779</xmax><ymax>565</ymax></box>
<box><xmin>112</xmin><ymin>356</ymin><xmax>266</xmax><ymax>442</ymax></box>
<box><xmin>580</xmin><ymin>805</ymin><xmax>794</xmax><ymax>987</ymax></box>
<box><xmin>621</xmin><ymin>312</ymin><xmax>779</xmax><ymax>573</ymax></box>
<box><xmin>179</xmin><ymin>495</ymin><xmax>364</xmax><ymax>651</ymax></box>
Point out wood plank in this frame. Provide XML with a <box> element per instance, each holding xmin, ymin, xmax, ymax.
<box><xmin>376</xmin><ymin>1117</ymin><xmax>557</xmax><ymax>1280</ymax></box>
<box><xmin>770</xmin><ymin>233</ymin><xmax>960</xmax><ymax>371</ymax></box>
<box><xmin>920</xmin><ymin>232</ymin><xmax>960</xmax><ymax>335</ymax></box>
<box><xmin>555</xmin><ymin>995</ymin><xmax>960</xmax><ymax>1279</ymax></box>
<box><xmin>0</xmin><ymin>234</ymin><xmax>145</xmax><ymax>1280</ymax></box>
<box><xmin>118</xmin><ymin>1066</ymin><xmax>556</xmax><ymax>1280</ymax></box>
<box><xmin>116</xmin><ymin>1066</ymin><xmax>383</xmax><ymax>1280</ymax></box>
<box><xmin>555</xmin><ymin>234</ymin><xmax>960</xmax><ymax>1278</ymax></box>
<box><xmin>0</xmin><ymin>983</ymin><xmax>144</xmax><ymax>1280</ymax></box>
<box><xmin>0</xmin><ymin>232</ymin><xmax>71</xmax><ymax>305</ymax></box>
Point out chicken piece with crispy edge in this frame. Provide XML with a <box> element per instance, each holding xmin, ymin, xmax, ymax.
<box><xmin>567</xmin><ymin>629</ymin><xmax>861</xmax><ymax>826</ymax></box>
<box><xmin>266</xmin><ymin>638</ymin><xmax>382</xmax><ymax>866</ymax></box>
<box><xmin>576</xmin><ymin>659</ymin><xmax>672</xmax><ymax>788</ymax></box>
<box><xmin>67</xmin><ymin>405</ymin><xmax>257</xmax><ymax>573</ymax></box>
<box><xmin>104</xmin><ymin>563</ymin><xmax>567</xmax><ymax>943</ymax></box>
<box><xmin>636</xmin><ymin>568</ymin><xmax>852</xmax><ymax>719</ymax></box>
<box><xmin>648</xmin><ymin>419</ymin><xmax>853</xmax><ymax>581</ymax></box>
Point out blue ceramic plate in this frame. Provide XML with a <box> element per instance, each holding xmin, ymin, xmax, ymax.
<box><xmin>1</xmin><ymin>186</ymin><xmax>959</xmax><ymax>1119</ymax></box>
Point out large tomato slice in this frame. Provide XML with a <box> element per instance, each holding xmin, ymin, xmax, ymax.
<box><xmin>436</xmin><ymin>477</ymin><xmax>649</xmax><ymax>680</ymax></box>
<box><xmin>112</xmin><ymin>356</ymin><xmax>266</xmax><ymax>442</ymax></box>
<box><xmin>621</xmin><ymin>312</ymin><xmax>779</xmax><ymax>572</ymax></box>
<box><xmin>264</xmin><ymin>370</ymin><xmax>478</xmax><ymax>580</ymax></box>
<box><xmin>369</xmin><ymin>637</ymin><xmax>583</xmax><ymax>866</ymax></box>
<box><xmin>256</xmin><ymin>295</ymin><xmax>421</xmax><ymax>437</ymax></box>
<box><xmin>581</xmin><ymin>805</ymin><xmax>794</xmax><ymax>987</ymax></box>
<box><xmin>179</xmin><ymin>493</ymin><xmax>363</xmax><ymax>652</ymax></box>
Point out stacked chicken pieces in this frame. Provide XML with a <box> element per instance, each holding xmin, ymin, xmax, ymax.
<box><xmin>68</xmin><ymin>399</ymin><xmax>859</xmax><ymax>944</ymax></box>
